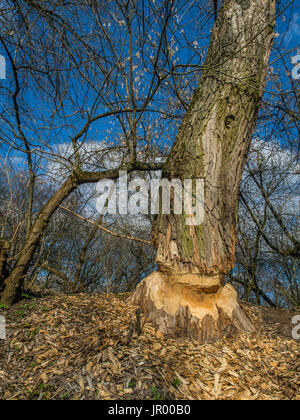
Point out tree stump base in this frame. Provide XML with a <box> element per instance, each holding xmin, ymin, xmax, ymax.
<box><xmin>131</xmin><ymin>271</ymin><xmax>255</xmax><ymax>343</ymax></box>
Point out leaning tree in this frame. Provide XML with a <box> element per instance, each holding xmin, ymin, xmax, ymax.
<box><xmin>132</xmin><ymin>0</ymin><xmax>276</xmax><ymax>342</ymax></box>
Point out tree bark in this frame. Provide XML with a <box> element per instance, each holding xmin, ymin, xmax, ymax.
<box><xmin>132</xmin><ymin>0</ymin><xmax>275</xmax><ymax>342</ymax></box>
<box><xmin>0</xmin><ymin>240</ymin><xmax>10</xmax><ymax>292</ymax></box>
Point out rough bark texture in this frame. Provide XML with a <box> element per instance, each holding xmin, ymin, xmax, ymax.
<box><xmin>154</xmin><ymin>0</ymin><xmax>275</xmax><ymax>276</ymax></box>
<box><xmin>132</xmin><ymin>0</ymin><xmax>275</xmax><ymax>342</ymax></box>
<box><xmin>0</xmin><ymin>240</ymin><xmax>10</xmax><ymax>292</ymax></box>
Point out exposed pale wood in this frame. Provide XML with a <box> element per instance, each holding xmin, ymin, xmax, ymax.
<box><xmin>131</xmin><ymin>271</ymin><xmax>255</xmax><ymax>342</ymax></box>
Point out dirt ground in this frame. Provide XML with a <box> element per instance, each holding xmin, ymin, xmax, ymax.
<box><xmin>0</xmin><ymin>291</ymin><xmax>299</xmax><ymax>400</ymax></box>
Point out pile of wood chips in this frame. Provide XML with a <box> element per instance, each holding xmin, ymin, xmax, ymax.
<box><xmin>0</xmin><ymin>291</ymin><xmax>299</xmax><ymax>400</ymax></box>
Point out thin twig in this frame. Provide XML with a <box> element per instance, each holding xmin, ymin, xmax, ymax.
<box><xmin>58</xmin><ymin>205</ymin><xmax>152</xmax><ymax>245</ymax></box>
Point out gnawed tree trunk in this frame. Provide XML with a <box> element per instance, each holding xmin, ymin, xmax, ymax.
<box><xmin>132</xmin><ymin>0</ymin><xmax>275</xmax><ymax>341</ymax></box>
<box><xmin>133</xmin><ymin>272</ymin><xmax>255</xmax><ymax>341</ymax></box>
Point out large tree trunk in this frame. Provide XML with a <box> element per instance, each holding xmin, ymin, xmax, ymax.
<box><xmin>132</xmin><ymin>0</ymin><xmax>275</xmax><ymax>341</ymax></box>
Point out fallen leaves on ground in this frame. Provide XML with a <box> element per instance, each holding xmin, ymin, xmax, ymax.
<box><xmin>0</xmin><ymin>292</ymin><xmax>299</xmax><ymax>400</ymax></box>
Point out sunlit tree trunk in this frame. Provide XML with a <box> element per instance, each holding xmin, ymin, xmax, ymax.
<box><xmin>132</xmin><ymin>0</ymin><xmax>276</xmax><ymax>342</ymax></box>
